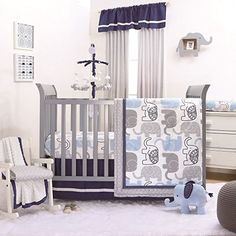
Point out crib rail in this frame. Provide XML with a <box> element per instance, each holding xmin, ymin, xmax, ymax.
<box><xmin>36</xmin><ymin>84</ymin><xmax>114</xmax><ymax>182</ymax></box>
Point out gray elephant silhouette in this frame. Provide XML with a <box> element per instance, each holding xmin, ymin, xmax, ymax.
<box><xmin>182</xmin><ymin>137</ymin><xmax>199</xmax><ymax>166</ymax></box>
<box><xmin>175</xmin><ymin>166</ymin><xmax>202</xmax><ymax>181</ymax></box>
<box><xmin>141</xmin><ymin>99</ymin><xmax>158</xmax><ymax>121</ymax></box>
<box><xmin>176</xmin><ymin>32</ymin><xmax>213</xmax><ymax>57</ymax></box>
<box><xmin>126</xmin><ymin>152</ymin><xmax>138</xmax><ymax>172</ymax></box>
<box><xmin>161</xmin><ymin>109</ymin><xmax>177</xmax><ymax>135</ymax></box>
<box><xmin>155</xmin><ymin>136</ymin><xmax>182</xmax><ymax>152</ymax></box>
<box><xmin>180</xmin><ymin>101</ymin><xmax>197</xmax><ymax>121</ymax></box>
<box><xmin>141</xmin><ymin>137</ymin><xmax>159</xmax><ymax>165</ymax></box>
<box><xmin>174</xmin><ymin>121</ymin><xmax>201</xmax><ymax>137</ymax></box>
<box><xmin>133</xmin><ymin>166</ymin><xmax>162</xmax><ymax>184</ymax></box>
<box><xmin>126</xmin><ymin>109</ymin><xmax>137</xmax><ymax>128</ymax></box>
<box><xmin>126</xmin><ymin>136</ymin><xmax>142</xmax><ymax>151</ymax></box>
<box><xmin>133</xmin><ymin>122</ymin><xmax>161</xmax><ymax>137</ymax></box>
<box><xmin>162</xmin><ymin>153</ymin><xmax>179</xmax><ymax>180</ymax></box>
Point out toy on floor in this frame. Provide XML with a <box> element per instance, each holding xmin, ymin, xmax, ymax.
<box><xmin>164</xmin><ymin>181</ymin><xmax>213</xmax><ymax>214</ymax></box>
<box><xmin>63</xmin><ymin>202</ymin><xmax>79</xmax><ymax>214</ymax></box>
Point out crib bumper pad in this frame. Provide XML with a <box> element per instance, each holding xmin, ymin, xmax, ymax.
<box><xmin>206</xmin><ymin>100</ymin><xmax>236</xmax><ymax>112</ymax></box>
<box><xmin>45</xmin><ymin>131</ymin><xmax>114</xmax><ymax>159</ymax></box>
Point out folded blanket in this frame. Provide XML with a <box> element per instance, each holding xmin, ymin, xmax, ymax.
<box><xmin>1</xmin><ymin>137</ymin><xmax>52</xmax><ymax>209</ymax></box>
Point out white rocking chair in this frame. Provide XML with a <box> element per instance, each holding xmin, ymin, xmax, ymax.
<box><xmin>0</xmin><ymin>137</ymin><xmax>60</xmax><ymax>218</ymax></box>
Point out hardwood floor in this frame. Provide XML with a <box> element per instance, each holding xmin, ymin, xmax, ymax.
<box><xmin>206</xmin><ymin>179</ymin><xmax>225</xmax><ymax>183</ymax></box>
<box><xmin>206</xmin><ymin>171</ymin><xmax>236</xmax><ymax>183</ymax></box>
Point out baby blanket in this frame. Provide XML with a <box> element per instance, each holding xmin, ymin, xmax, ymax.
<box><xmin>114</xmin><ymin>98</ymin><xmax>203</xmax><ymax>198</ymax></box>
<box><xmin>1</xmin><ymin>137</ymin><xmax>52</xmax><ymax>208</ymax></box>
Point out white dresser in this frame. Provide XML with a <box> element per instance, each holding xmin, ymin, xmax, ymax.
<box><xmin>206</xmin><ymin>111</ymin><xmax>236</xmax><ymax>172</ymax></box>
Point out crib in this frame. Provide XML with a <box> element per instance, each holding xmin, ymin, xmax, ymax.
<box><xmin>36</xmin><ymin>84</ymin><xmax>209</xmax><ymax>200</ymax></box>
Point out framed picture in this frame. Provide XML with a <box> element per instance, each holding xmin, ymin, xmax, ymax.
<box><xmin>14</xmin><ymin>54</ymin><xmax>34</xmax><ymax>82</ymax></box>
<box><xmin>185</xmin><ymin>40</ymin><xmax>195</xmax><ymax>50</ymax></box>
<box><xmin>14</xmin><ymin>22</ymin><xmax>34</xmax><ymax>50</ymax></box>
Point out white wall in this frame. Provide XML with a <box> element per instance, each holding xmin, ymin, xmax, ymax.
<box><xmin>90</xmin><ymin>0</ymin><xmax>236</xmax><ymax>99</ymax></box>
<box><xmin>0</xmin><ymin>0</ymin><xmax>91</xmax><ymax>157</ymax></box>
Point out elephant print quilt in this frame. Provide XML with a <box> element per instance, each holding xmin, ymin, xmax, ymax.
<box><xmin>114</xmin><ymin>98</ymin><xmax>203</xmax><ymax>198</ymax></box>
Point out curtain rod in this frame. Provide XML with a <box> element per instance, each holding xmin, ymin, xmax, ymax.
<box><xmin>98</xmin><ymin>1</ymin><xmax>170</xmax><ymax>13</ymax></box>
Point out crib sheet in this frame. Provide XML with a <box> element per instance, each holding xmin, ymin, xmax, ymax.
<box><xmin>45</xmin><ymin>131</ymin><xmax>115</xmax><ymax>159</ymax></box>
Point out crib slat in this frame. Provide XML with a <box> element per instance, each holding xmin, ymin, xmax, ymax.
<box><xmin>104</xmin><ymin>104</ymin><xmax>109</xmax><ymax>177</ymax></box>
<box><xmin>81</xmin><ymin>104</ymin><xmax>87</xmax><ymax>177</ymax></box>
<box><xmin>61</xmin><ymin>104</ymin><xmax>66</xmax><ymax>177</ymax></box>
<box><xmin>71</xmin><ymin>104</ymin><xmax>77</xmax><ymax>177</ymax></box>
<box><xmin>50</xmin><ymin>104</ymin><xmax>56</xmax><ymax>173</ymax></box>
<box><xmin>93</xmin><ymin>104</ymin><xmax>98</xmax><ymax>177</ymax></box>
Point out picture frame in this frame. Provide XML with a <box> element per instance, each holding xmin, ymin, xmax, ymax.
<box><xmin>14</xmin><ymin>22</ymin><xmax>34</xmax><ymax>50</ymax></box>
<box><xmin>185</xmin><ymin>40</ymin><xmax>195</xmax><ymax>50</ymax></box>
<box><xmin>14</xmin><ymin>54</ymin><xmax>34</xmax><ymax>82</ymax></box>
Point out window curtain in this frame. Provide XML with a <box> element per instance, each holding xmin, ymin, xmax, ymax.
<box><xmin>98</xmin><ymin>3</ymin><xmax>166</xmax><ymax>98</ymax></box>
<box><xmin>99</xmin><ymin>3</ymin><xmax>166</xmax><ymax>32</ymax></box>
<box><xmin>137</xmin><ymin>28</ymin><xmax>164</xmax><ymax>98</ymax></box>
<box><xmin>106</xmin><ymin>31</ymin><xmax>129</xmax><ymax>98</ymax></box>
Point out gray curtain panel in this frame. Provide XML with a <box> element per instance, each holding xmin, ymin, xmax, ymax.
<box><xmin>137</xmin><ymin>28</ymin><xmax>164</xmax><ymax>98</ymax></box>
<box><xmin>106</xmin><ymin>30</ymin><xmax>129</xmax><ymax>98</ymax></box>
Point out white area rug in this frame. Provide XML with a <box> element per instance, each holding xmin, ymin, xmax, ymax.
<box><xmin>0</xmin><ymin>183</ymin><xmax>235</xmax><ymax>236</ymax></box>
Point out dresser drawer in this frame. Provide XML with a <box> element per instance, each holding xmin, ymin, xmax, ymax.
<box><xmin>206</xmin><ymin>132</ymin><xmax>236</xmax><ymax>149</ymax></box>
<box><xmin>206</xmin><ymin>149</ymin><xmax>236</xmax><ymax>169</ymax></box>
<box><xmin>206</xmin><ymin>112</ymin><xmax>236</xmax><ymax>131</ymax></box>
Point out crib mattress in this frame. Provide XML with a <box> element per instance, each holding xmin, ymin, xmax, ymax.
<box><xmin>45</xmin><ymin>131</ymin><xmax>114</xmax><ymax>159</ymax></box>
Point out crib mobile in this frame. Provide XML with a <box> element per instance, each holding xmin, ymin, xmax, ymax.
<box><xmin>71</xmin><ymin>44</ymin><xmax>112</xmax><ymax>99</ymax></box>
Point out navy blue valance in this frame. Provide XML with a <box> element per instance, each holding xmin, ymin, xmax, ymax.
<box><xmin>98</xmin><ymin>3</ymin><xmax>166</xmax><ymax>32</ymax></box>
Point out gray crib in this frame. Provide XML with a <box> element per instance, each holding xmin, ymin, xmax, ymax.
<box><xmin>36</xmin><ymin>83</ymin><xmax>209</xmax><ymax>200</ymax></box>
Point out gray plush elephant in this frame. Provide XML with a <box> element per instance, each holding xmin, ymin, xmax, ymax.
<box><xmin>133</xmin><ymin>166</ymin><xmax>162</xmax><ymax>183</ymax></box>
<box><xmin>164</xmin><ymin>181</ymin><xmax>212</xmax><ymax>214</ymax></box>
<box><xmin>177</xmin><ymin>32</ymin><xmax>213</xmax><ymax>57</ymax></box>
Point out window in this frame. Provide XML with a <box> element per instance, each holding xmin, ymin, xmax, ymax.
<box><xmin>128</xmin><ymin>30</ymin><xmax>138</xmax><ymax>98</ymax></box>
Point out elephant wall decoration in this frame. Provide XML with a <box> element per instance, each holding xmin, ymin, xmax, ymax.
<box><xmin>164</xmin><ymin>181</ymin><xmax>213</xmax><ymax>214</ymax></box>
<box><xmin>176</xmin><ymin>32</ymin><xmax>213</xmax><ymax>57</ymax></box>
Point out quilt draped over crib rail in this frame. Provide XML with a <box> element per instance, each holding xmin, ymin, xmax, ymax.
<box><xmin>114</xmin><ymin>98</ymin><xmax>203</xmax><ymax>198</ymax></box>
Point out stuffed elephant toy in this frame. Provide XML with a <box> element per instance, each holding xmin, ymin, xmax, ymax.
<box><xmin>164</xmin><ymin>181</ymin><xmax>213</xmax><ymax>214</ymax></box>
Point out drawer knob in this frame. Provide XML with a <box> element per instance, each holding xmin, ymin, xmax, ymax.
<box><xmin>206</xmin><ymin>154</ymin><xmax>212</xmax><ymax>160</ymax></box>
<box><xmin>206</xmin><ymin>120</ymin><xmax>212</xmax><ymax>126</ymax></box>
<box><xmin>206</xmin><ymin>138</ymin><xmax>212</xmax><ymax>143</ymax></box>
